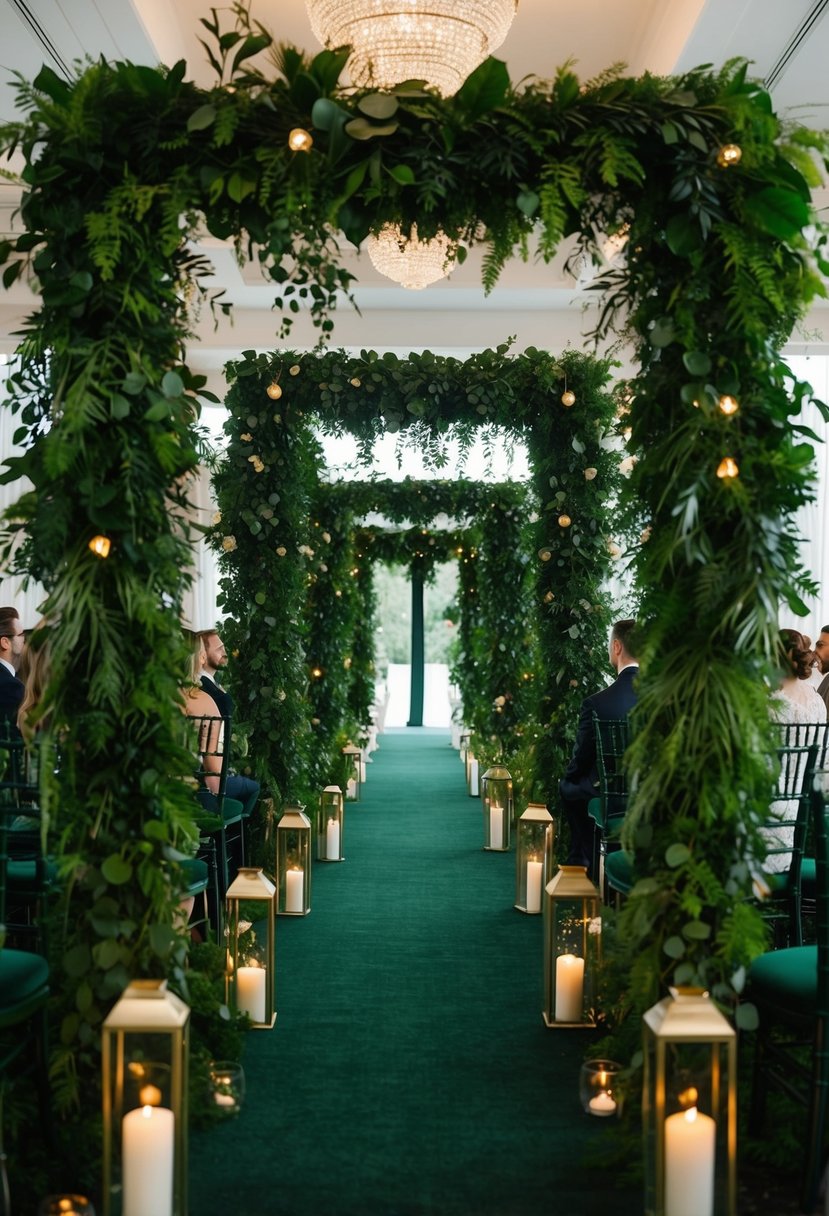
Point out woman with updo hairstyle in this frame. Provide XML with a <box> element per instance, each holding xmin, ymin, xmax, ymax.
<box><xmin>772</xmin><ymin>629</ymin><xmax>827</xmax><ymax>726</ymax></box>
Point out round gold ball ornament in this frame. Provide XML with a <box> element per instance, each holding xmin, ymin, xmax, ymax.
<box><xmin>266</xmin><ymin>382</ymin><xmax>283</xmax><ymax>400</ymax></box>
<box><xmin>716</xmin><ymin>143</ymin><xmax>742</xmax><ymax>168</ymax></box>
<box><xmin>288</xmin><ymin>127</ymin><xmax>313</xmax><ymax>152</ymax></box>
<box><xmin>558</xmin><ymin>514</ymin><xmax>572</xmax><ymax>528</ymax></box>
<box><xmin>561</xmin><ymin>389</ymin><xmax>576</xmax><ymax>407</ymax></box>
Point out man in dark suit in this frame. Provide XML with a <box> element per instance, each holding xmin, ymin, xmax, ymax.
<box><xmin>198</xmin><ymin>628</ymin><xmax>259</xmax><ymax>820</ymax></box>
<box><xmin>559</xmin><ymin>618</ymin><xmax>639</xmax><ymax>874</ymax></box>
<box><xmin>198</xmin><ymin>630</ymin><xmax>233</xmax><ymax>717</ymax></box>
<box><xmin>0</xmin><ymin>606</ymin><xmax>25</xmax><ymax>714</ymax></box>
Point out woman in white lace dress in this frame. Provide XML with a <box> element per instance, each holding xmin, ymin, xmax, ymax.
<box><xmin>766</xmin><ymin>630</ymin><xmax>827</xmax><ymax>871</ymax></box>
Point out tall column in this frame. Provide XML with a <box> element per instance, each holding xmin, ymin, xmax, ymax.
<box><xmin>407</xmin><ymin>562</ymin><xmax>425</xmax><ymax>727</ymax></box>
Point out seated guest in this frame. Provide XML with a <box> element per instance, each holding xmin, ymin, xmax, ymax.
<box><xmin>182</xmin><ymin>630</ymin><xmax>259</xmax><ymax>818</ymax></box>
<box><xmin>559</xmin><ymin>619</ymin><xmax>639</xmax><ymax>875</ymax></box>
<box><xmin>771</xmin><ymin>629</ymin><xmax>827</xmax><ymax>727</ymax></box>
<box><xmin>0</xmin><ymin>606</ymin><xmax>26</xmax><ymax>714</ymax></box>
<box><xmin>198</xmin><ymin>629</ymin><xmax>232</xmax><ymax>717</ymax></box>
<box><xmin>17</xmin><ymin>623</ymin><xmax>52</xmax><ymax>741</ymax></box>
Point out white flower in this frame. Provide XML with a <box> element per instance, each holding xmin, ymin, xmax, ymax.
<box><xmin>289</xmin><ymin>364</ymin><xmax>301</xmax><ymax>376</ymax></box>
<box><xmin>276</xmin><ymin>546</ymin><xmax>287</xmax><ymax>557</ymax></box>
<box><xmin>584</xmin><ymin>467</ymin><xmax>597</xmax><ymax>480</ymax></box>
<box><xmin>321</xmin><ymin>531</ymin><xmax>331</xmax><ymax>543</ymax></box>
<box><xmin>619</xmin><ymin>455</ymin><xmax>637</xmax><ymax>476</ymax></box>
<box><xmin>607</xmin><ymin>541</ymin><xmax>622</xmax><ymax>559</ymax></box>
<box><xmin>222</xmin><ymin>535</ymin><xmax>237</xmax><ymax>552</ymax></box>
<box><xmin>240</xmin><ymin>432</ymin><xmax>252</xmax><ymax>442</ymax></box>
<box><xmin>493</xmin><ymin>695</ymin><xmax>506</xmax><ymax>707</ymax></box>
<box><xmin>640</xmin><ymin>525</ymin><xmax>652</xmax><ymax>544</ymax></box>
<box><xmin>211</xmin><ymin>510</ymin><xmax>222</xmax><ymax>525</ymax></box>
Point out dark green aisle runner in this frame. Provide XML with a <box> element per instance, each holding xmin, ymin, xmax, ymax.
<box><xmin>190</xmin><ymin>729</ymin><xmax>636</xmax><ymax>1216</ymax></box>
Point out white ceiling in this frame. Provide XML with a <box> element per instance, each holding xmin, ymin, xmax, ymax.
<box><xmin>1</xmin><ymin>0</ymin><xmax>828</xmax><ymax>389</ymax></box>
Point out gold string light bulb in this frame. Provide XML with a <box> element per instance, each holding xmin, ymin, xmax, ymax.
<box><xmin>716</xmin><ymin>143</ymin><xmax>742</xmax><ymax>168</ymax></box>
<box><xmin>288</xmin><ymin>128</ymin><xmax>313</xmax><ymax>152</ymax></box>
<box><xmin>89</xmin><ymin>535</ymin><xmax>111</xmax><ymax>558</ymax></box>
<box><xmin>718</xmin><ymin>394</ymin><xmax>739</xmax><ymax>416</ymax></box>
<box><xmin>716</xmin><ymin>456</ymin><xmax>739</xmax><ymax>479</ymax></box>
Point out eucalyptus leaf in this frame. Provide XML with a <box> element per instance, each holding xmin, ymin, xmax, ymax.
<box><xmin>358</xmin><ymin>93</ymin><xmax>399</xmax><ymax>120</ymax></box>
<box><xmin>344</xmin><ymin>117</ymin><xmax>399</xmax><ymax>140</ymax></box>
<box><xmin>663</xmin><ymin>935</ymin><xmax>686</xmax><ymax>959</ymax></box>
<box><xmin>101</xmin><ymin>854</ymin><xmax>133</xmax><ymax>885</ymax></box>
<box><xmin>682</xmin><ymin>351</ymin><xmax>711</xmax><ymax>376</ymax></box>
<box><xmin>665</xmin><ymin>842</ymin><xmax>691</xmax><ymax>867</ymax></box>
<box><xmin>187</xmin><ymin>104</ymin><xmax>217</xmax><ymax>132</ymax></box>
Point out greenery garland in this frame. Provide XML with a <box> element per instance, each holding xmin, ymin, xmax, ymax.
<box><xmin>0</xmin><ymin>0</ymin><xmax>826</xmax><ymax>1187</ymax></box>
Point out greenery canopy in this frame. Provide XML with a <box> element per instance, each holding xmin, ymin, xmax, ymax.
<box><xmin>0</xmin><ymin>0</ymin><xmax>827</xmax><ymax>1175</ymax></box>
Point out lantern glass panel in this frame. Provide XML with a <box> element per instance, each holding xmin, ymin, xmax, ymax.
<box><xmin>225</xmin><ymin>867</ymin><xmax>276</xmax><ymax>1028</ymax></box>
<box><xmin>482</xmin><ymin>765</ymin><xmax>513</xmax><ymax>850</ymax></box>
<box><xmin>515</xmin><ymin>803</ymin><xmax>554</xmax><ymax>912</ymax></box>
<box><xmin>542</xmin><ymin>866</ymin><xmax>601</xmax><ymax>1027</ymax></box>
<box><xmin>342</xmin><ymin>745</ymin><xmax>362</xmax><ymax>800</ymax></box>
<box><xmin>276</xmin><ymin>806</ymin><xmax>312</xmax><ymax>914</ymax></box>
<box><xmin>319</xmin><ymin>785</ymin><xmax>344</xmax><ymax>861</ymax></box>
<box><xmin>642</xmin><ymin>988</ymin><xmax>737</xmax><ymax>1216</ymax></box>
<box><xmin>101</xmin><ymin>980</ymin><xmax>189</xmax><ymax>1216</ymax></box>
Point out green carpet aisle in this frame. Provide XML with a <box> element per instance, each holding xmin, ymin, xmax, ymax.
<box><xmin>189</xmin><ymin>729</ymin><xmax>637</xmax><ymax>1216</ymax></box>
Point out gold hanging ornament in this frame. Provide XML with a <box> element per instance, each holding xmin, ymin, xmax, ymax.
<box><xmin>558</xmin><ymin>514</ymin><xmax>572</xmax><ymax>528</ymax></box>
<box><xmin>716</xmin><ymin>143</ymin><xmax>742</xmax><ymax>168</ymax></box>
<box><xmin>288</xmin><ymin>127</ymin><xmax>313</xmax><ymax>152</ymax></box>
<box><xmin>716</xmin><ymin>456</ymin><xmax>739</xmax><ymax>479</ymax></box>
<box><xmin>266</xmin><ymin>382</ymin><xmax>283</xmax><ymax>400</ymax></box>
<box><xmin>718</xmin><ymin>394</ymin><xmax>739</xmax><ymax>416</ymax></box>
<box><xmin>561</xmin><ymin>382</ymin><xmax>576</xmax><ymax>407</ymax></box>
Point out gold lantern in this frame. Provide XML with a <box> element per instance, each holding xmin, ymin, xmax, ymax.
<box><xmin>276</xmin><ymin>804</ymin><xmax>312</xmax><ymax>915</ymax></box>
<box><xmin>643</xmin><ymin>987</ymin><xmax>736</xmax><ymax>1216</ymax></box>
<box><xmin>319</xmin><ymin>785</ymin><xmax>345</xmax><ymax>862</ymax></box>
<box><xmin>515</xmin><ymin>802</ymin><xmax>554</xmax><ymax>913</ymax></box>
<box><xmin>342</xmin><ymin>743</ymin><xmax>362</xmax><ymax>801</ymax></box>
<box><xmin>542</xmin><ymin>866</ymin><xmax>601</xmax><ymax>1027</ymax></box>
<box><xmin>482</xmin><ymin>765</ymin><xmax>513</xmax><ymax>851</ymax></box>
<box><xmin>225</xmin><ymin>867</ymin><xmax>276</xmax><ymax>1029</ymax></box>
<box><xmin>102</xmin><ymin>980</ymin><xmax>189</xmax><ymax>1216</ymax></box>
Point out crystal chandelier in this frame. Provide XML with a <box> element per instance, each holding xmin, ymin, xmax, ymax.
<box><xmin>306</xmin><ymin>0</ymin><xmax>518</xmax><ymax>96</ymax></box>
<box><xmin>366</xmin><ymin>223</ymin><xmax>457</xmax><ymax>290</ymax></box>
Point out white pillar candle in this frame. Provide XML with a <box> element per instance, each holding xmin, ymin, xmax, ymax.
<box><xmin>325</xmin><ymin>818</ymin><xmax>341</xmax><ymax>860</ymax></box>
<box><xmin>664</xmin><ymin>1106</ymin><xmax>716</xmax><ymax>1216</ymax></box>
<box><xmin>346</xmin><ymin>777</ymin><xmax>357</xmax><ymax>799</ymax></box>
<box><xmin>554</xmin><ymin>953</ymin><xmax>585</xmax><ymax>1022</ymax></box>
<box><xmin>122</xmin><ymin>1105</ymin><xmax>174</xmax><ymax>1216</ymax></box>
<box><xmin>588</xmin><ymin>1091</ymin><xmax>617</xmax><ymax>1116</ymax></box>
<box><xmin>489</xmin><ymin>805</ymin><xmax>503</xmax><ymax>850</ymax></box>
<box><xmin>286</xmin><ymin>867</ymin><xmax>304</xmax><ymax>913</ymax></box>
<box><xmin>526</xmin><ymin>859</ymin><xmax>543</xmax><ymax>911</ymax></box>
<box><xmin>237</xmin><ymin>965</ymin><xmax>266</xmax><ymax>1022</ymax></box>
<box><xmin>469</xmin><ymin>758</ymin><xmax>479</xmax><ymax>796</ymax></box>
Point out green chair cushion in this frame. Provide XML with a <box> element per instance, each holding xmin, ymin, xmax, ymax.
<box><xmin>177</xmin><ymin>857</ymin><xmax>209</xmax><ymax>895</ymax></box>
<box><xmin>0</xmin><ymin>950</ymin><xmax>49</xmax><ymax>1026</ymax></box>
<box><xmin>7</xmin><ymin>858</ymin><xmax>59</xmax><ymax>887</ymax></box>
<box><xmin>587</xmin><ymin>796</ymin><xmax>605</xmax><ymax>830</ymax></box>
<box><xmin>605</xmin><ymin>850</ymin><xmax>634</xmax><ymax>894</ymax></box>
<box><xmin>222</xmin><ymin>797</ymin><xmax>244</xmax><ymax>825</ymax></box>
<box><xmin>748</xmin><ymin>945</ymin><xmax>816</xmax><ymax>1022</ymax></box>
<box><xmin>800</xmin><ymin>857</ymin><xmax>817</xmax><ymax>898</ymax></box>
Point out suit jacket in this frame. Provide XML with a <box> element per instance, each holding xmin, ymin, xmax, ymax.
<box><xmin>818</xmin><ymin>673</ymin><xmax>829</xmax><ymax>712</ymax></box>
<box><xmin>0</xmin><ymin>663</ymin><xmax>24</xmax><ymax>714</ymax></box>
<box><xmin>559</xmin><ymin>665</ymin><xmax>638</xmax><ymax>802</ymax></box>
<box><xmin>199</xmin><ymin>674</ymin><xmax>233</xmax><ymax>718</ymax></box>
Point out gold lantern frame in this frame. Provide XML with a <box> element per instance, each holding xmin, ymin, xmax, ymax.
<box><xmin>276</xmin><ymin>804</ymin><xmax>312</xmax><ymax>915</ymax></box>
<box><xmin>482</xmin><ymin>765</ymin><xmax>513</xmax><ymax>851</ymax></box>
<box><xmin>319</xmin><ymin>784</ymin><xmax>345</xmax><ymax>861</ymax></box>
<box><xmin>515</xmin><ymin>802</ymin><xmax>554</xmax><ymax>912</ymax></box>
<box><xmin>542</xmin><ymin>865</ymin><xmax>601</xmax><ymax>1027</ymax></box>
<box><xmin>102</xmin><ymin>979</ymin><xmax>189</xmax><ymax>1216</ymax></box>
<box><xmin>225</xmin><ymin>866</ymin><xmax>276</xmax><ymax>1029</ymax></box>
<box><xmin>643</xmin><ymin>987</ymin><xmax>737</xmax><ymax>1216</ymax></box>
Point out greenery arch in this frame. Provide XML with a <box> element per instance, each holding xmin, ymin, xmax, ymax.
<box><xmin>211</xmin><ymin>343</ymin><xmax>622</xmax><ymax>813</ymax></box>
<box><xmin>0</xmin><ymin>0</ymin><xmax>826</xmax><ymax>1168</ymax></box>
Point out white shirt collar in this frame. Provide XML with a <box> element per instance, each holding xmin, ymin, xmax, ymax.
<box><xmin>0</xmin><ymin>658</ymin><xmax>16</xmax><ymax>677</ymax></box>
<box><xmin>617</xmin><ymin>662</ymin><xmax>639</xmax><ymax>675</ymax></box>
